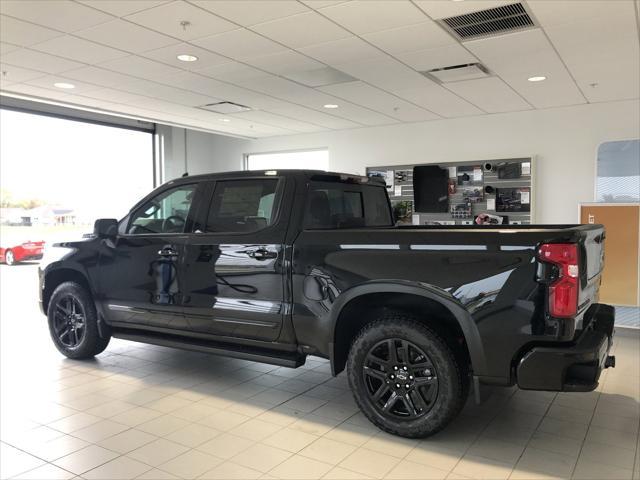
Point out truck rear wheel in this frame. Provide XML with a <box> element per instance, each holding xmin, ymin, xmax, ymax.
<box><xmin>47</xmin><ymin>281</ymin><xmax>110</xmax><ymax>359</ymax></box>
<box><xmin>347</xmin><ymin>312</ymin><xmax>467</xmax><ymax>438</ymax></box>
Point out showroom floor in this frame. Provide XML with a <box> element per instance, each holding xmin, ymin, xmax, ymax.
<box><xmin>1</xmin><ymin>264</ymin><xmax>638</xmax><ymax>480</ymax></box>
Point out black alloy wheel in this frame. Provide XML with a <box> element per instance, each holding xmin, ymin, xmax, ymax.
<box><xmin>47</xmin><ymin>281</ymin><xmax>110</xmax><ymax>359</ymax></box>
<box><xmin>363</xmin><ymin>338</ymin><xmax>438</xmax><ymax>419</ymax></box>
<box><xmin>52</xmin><ymin>295</ymin><xmax>86</xmax><ymax>348</ymax></box>
<box><xmin>347</xmin><ymin>313</ymin><xmax>468</xmax><ymax>438</ymax></box>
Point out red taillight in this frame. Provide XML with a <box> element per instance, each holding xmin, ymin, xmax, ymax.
<box><xmin>538</xmin><ymin>243</ymin><xmax>579</xmax><ymax>318</ymax></box>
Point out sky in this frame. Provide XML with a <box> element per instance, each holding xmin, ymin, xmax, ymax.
<box><xmin>0</xmin><ymin>109</ymin><xmax>154</xmax><ymax>220</ymax></box>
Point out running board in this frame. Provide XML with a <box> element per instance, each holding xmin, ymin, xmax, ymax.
<box><xmin>112</xmin><ymin>329</ymin><xmax>305</xmax><ymax>368</ymax></box>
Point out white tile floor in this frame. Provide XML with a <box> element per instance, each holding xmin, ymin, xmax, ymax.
<box><xmin>1</xmin><ymin>264</ymin><xmax>639</xmax><ymax>480</ymax></box>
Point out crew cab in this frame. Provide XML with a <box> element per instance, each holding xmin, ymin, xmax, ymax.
<box><xmin>39</xmin><ymin>170</ymin><xmax>615</xmax><ymax>437</ymax></box>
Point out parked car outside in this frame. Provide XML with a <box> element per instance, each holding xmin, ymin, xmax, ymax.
<box><xmin>1</xmin><ymin>239</ymin><xmax>45</xmax><ymax>265</ymax></box>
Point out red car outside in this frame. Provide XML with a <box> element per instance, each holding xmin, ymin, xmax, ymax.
<box><xmin>0</xmin><ymin>240</ymin><xmax>45</xmax><ymax>265</ymax></box>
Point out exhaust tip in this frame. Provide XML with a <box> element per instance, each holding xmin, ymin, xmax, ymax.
<box><xmin>605</xmin><ymin>355</ymin><xmax>616</xmax><ymax>368</ymax></box>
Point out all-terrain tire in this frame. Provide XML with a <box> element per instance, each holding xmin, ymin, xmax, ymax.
<box><xmin>347</xmin><ymin>312</ymin><xmax>467</xmax><ymax>438</ymax></box>
<box><xmin>47</xmin><ymin>281</ymin><xmax>110</xmax><ymax>359</ymax></box>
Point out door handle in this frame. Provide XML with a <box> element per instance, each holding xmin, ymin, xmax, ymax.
<box><xmin>158</xmin><ymin>246</ymin><xmax>178</xmax><ymax>257</ymax></box>
<box><xmin>246</xmin><ymin>248</ymin><xmax>277</xmax><ymax>260</ymax></box>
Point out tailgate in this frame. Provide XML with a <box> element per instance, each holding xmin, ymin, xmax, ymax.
<box><xmin>579</xmin><ymin>226</ymin><xmax>605</xmax><ymax>315</ymax></box>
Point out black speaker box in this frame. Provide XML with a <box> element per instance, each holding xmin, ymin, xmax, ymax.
<box><xmin>413</xmin><ymin>166</ymin><xmax>449</xmax><ymax>213</ymax></box>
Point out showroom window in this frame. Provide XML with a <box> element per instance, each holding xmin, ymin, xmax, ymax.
<box><xmin>596</xmin><ymin>139</ymin><xmax>640</xmax><ymax>202</ymax></box>
<box><xmin>0</xmin><ymin>108</ymin><xmax>154</xmax><ymax>239</ymax></box>
<box><xmin>245</xmin><ymin>149</ymin><xmax>329</xmax><ymax>171</ymax></box>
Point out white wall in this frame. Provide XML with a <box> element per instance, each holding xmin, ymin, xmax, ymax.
<box><xmin>158</xmin><ymin>124</ymin><xmax>248</xmax><ymax>182</ymax></box>
<box><xmin>161</xmin><ymin>99</ymin><xmax>639</xmax><ymax>224</ymax></box>
<box><xmin>247</xmin><ymin>100</ymin><xmax>640</xmax><ymax>224</ymax></box>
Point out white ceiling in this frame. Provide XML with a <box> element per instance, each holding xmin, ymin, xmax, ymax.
<box><xmin>1</xmin><ymin>0</ymin><xmax>638</xmax><ymax>138</ymax></box>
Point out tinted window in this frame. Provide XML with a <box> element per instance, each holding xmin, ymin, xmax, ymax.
<box><xmin>206</xmin><ymin>179</ymin><xmax>278</xmax><ymax>233</ymax></box>
<box><xmin>305</xmin><ymin>182</ymin><xmax>392</xmax><ymax>229</ymax></box>
<box><xmin>128</xmin><ymin>184</ymin><xmax>196</xmax><ymax>234</ymax></box>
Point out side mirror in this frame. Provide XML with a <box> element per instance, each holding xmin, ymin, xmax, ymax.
<box><xmin>94</xmin><ymin>218</ymin><xmax>118</xmax><ymax>239</ymax></box>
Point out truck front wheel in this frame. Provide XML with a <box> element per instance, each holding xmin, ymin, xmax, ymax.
<box><xmin>347</xmin><ymin>312</ymin><xmax>467</xmax><ymax>438</ymax></box>
<box><xmin>47</xmin><ymin>281</ymin><xmax>110</xmax><ymax>359</ymax></box>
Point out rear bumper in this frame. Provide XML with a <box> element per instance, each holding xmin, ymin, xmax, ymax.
<box><xmin>517</xmin><ymin>304</ymin><xmax>615</xmax><ymax>392</ymax></box>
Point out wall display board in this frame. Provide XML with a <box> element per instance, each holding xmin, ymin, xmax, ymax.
<box><xmin>367</xmin><ymin>158</ymin><xmax>534</xmax><ymax>225</ymax></box>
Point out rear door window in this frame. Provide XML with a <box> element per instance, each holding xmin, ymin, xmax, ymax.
<box><xmin>205</xmin><ymin>179</ymin><xmax>279</xmax><ymax>233</ymax></box>
<box><xmin>304</xmin><ymin>182</ymin><xmax>392</xmax><ymax>229</ymax></box>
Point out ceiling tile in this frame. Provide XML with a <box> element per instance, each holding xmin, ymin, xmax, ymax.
<box><xmin>0</xmin><ymin>42</ymin><xmax>21</xmax><ymax>55</ymax></box>
<box><xmin>362</xmin><ymin>20</ymin><xmax>455</xmax><ymax>54</ymax></box>
<box><xmin>192</xmin><ymin>29</ymin><xmax>288</xmax><ymax>60</ymax></box>
<box><xmin>395</xmin><ymin>44</ymin><xmax>477</xmax><ymax>71</ymax></box>
<box><xmin>163</xmin><ymin>71</ymin><xmax>274</xmax><ymax>106</ymax></box>
<box><xmin>78</xmin><ymin>0</ymin><xmax>171</xmax><ymax>17</ymax></box>
<box><xmin>396</xmin><ymin>82</ymin><xmax>483</xmax><ymax>117</ymax></box>
<box><xmin>251</xmin><ymin>11</ymin><xmax>351</xmax><ymax>48</ymax></box>
<box><xmin>0</xmin><ymin>1</ymin><xmax>113</xmax><ymax>33</ymax></box>
<box><xmin>2</xmin><ymin>83</ymin><xmax>78</xmax><ymax>102</ymax></box>
<box><xmin>526</xmin><ymin>0</ymin><xmax>626</xmax><ymax>27</ymax></box>
<box><xmin>319</xmin><ymin>0</ymin><xmax>426</xmax><ymax>34</ymax></box>
<box><xmin>286</xmin><ymin>67</ymin><xmax>356</xmax><ymax>87</ymax></box>
<box><xmin>444</xmin><ymin>76</ymin><xmax>531</xmax><ymax>113</ymax></box>
<box><xmin>141</xmin><ymin>43</ymin><xmax>229</xmax><ymax>70</ymax></box>
<box><xmin>62</xmin><ymin>66</ymin><xmax>142</xmax><ymax>87</ymax></box>
<box><xmin>243</xmin><ymin>50</ymin><xmax>324</xmax><ymax>76</ymax></box>
<box><xmin>125</xmin><ymin>1</ymin><xmax>236</xmax><ymax>40</ymax></box>
<box><xmin>192</xmin><ymin>0</ymin><xmax>309</xmax><ymax>26</ymax></box>
<box><xmin>0</xmin><ymin>64</ymin><xmax>47</xmax><ymax>84</ymax></box>
<box><xmin>0</xmin><ymin>15</ymin><xmax>64</xmax><ymax>46</ymax></box>
<box><xmin>324</xmin><ymin>103</ymin><xmax>398</xmax><ymax>126</ymax></box>
<box><xmin>23</xmin><ymin>74</ymin><xmax>101</xmax><ymax>93</ymax></box>
<box><xmin>301</xmin><ymin>1</ymin><xmax>349</xmax><ymax>8</ymax></box>
<box><xmin>1</xmin><ymin>48</ymin><xmax>84</xmax><ymax>74</ymax></box>
<box><xmin>228</xmin><ymin>110</ymin><xmax>326</xmax><ymax>133</ymax></box>
<box><xmin>529</xmin><ymin>1</ymin><xmax>640</xmax><ymax>102</ymax></box>
<box><xmin>297</xmin><ymin>36</ymin><xmax>384</xmax><ymax>66</ymax></box>
<box><xmin>465</xmin><ymin>29</ymin><xmax>586</xmax><ymax>108</ymax></box>
<box><xmin>75</xmin><ymin>19</ymin><xmax>179</xmax><ymax>53</ymax></box>
<box><xmin>319</xmin><ymin>81</ymin><xmax>439</xmax><ymax>121</ymax></box>
<box><xmin>30</xmin><ymin>35</ymin><xmax>128</xmax><ymax>64</ymax></box>
<box><xmin>262</xmin><ymin>101</ymin><xmax>365</xmax><ymax>129</ymax></box>
<box><xmin>79</xmin><ymin>87</ymin><xmax>149</xmax><ymax>104</ymax></box>
<box><xmin>236</xmin><ymin>74</ymin><xmax>396</xmax><ymax>126</ymax></box>
<box><xmin>334</xmin><ymin>56</ymin><xmax>431</xmax><ymax>92</ymax></box>
<box><xmin>413</xmin><ymin>0</ymin><xmax>515</xmax><ymax>20</ymax></box>
<box><xmin>130</xmin><ymin>81</ymin><xmax>219</xmax><ymax>106</ymax></box>
<box><xmin>98</xmin><ymin>55</ymin><xmax>183</xmax><ymax>80</ymax></box>
<box><xmin>194</xmin><ymin>62</ymin><xmax>271</xmax><ymax>83</ymax></box>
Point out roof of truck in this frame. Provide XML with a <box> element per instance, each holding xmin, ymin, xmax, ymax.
<box><xmin>164</xmin><ymin>169</ymin><xmax>386</xmax><ymax>186</ymax></box>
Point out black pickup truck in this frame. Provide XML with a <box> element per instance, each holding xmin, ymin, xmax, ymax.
<box><xmin>39</xmin><ymin>169</ymin><xmax>615</xmax><ymax>437</ymax></box>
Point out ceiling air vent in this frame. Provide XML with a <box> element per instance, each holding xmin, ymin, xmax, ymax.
<box><xmin>438</xmin><ymin>2</ymin><xmax>537</xmax><ymax>41</ymax></box>
<box><xmin>198</xmin><ymin>101</ymin><xmax>251</xmax><ymax>114</ymax></box>
<box><xmin>422</xmin><ymin>63</ymin><xmax>490</xmax><ymax>84</ymax></box>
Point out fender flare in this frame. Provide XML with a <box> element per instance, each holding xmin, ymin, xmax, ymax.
<box><xmin>328</xmin><ymin>280</ymin><xmax>487</xmax><ymax>376</ymax></box>
<box><xmin>42</xmin><ymin>262</ymin><xmax>95</xmax><ymax>308</ymax></box>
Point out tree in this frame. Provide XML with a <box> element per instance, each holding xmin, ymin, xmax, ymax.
<box><xmin>0</xmin><ymin>189</ymin><xmax>45</xmax><ymax>209</ymax></box>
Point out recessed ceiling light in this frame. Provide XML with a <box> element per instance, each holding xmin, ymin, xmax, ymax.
<box><xmin>527</xmin><ymin>76</ymin><xmax>546</xmax><ymax>82</ymax></box>
<box><xmin>177</xmin><ymin>54</ymin><xmax>198</xmax><ymax>62</ymax></box>
<box><xmin>54</xmin><ymin>82</ymin><xmax>75</xmax><ymax>89</ymax></box>
<box><xmin>323</xmin><ymin>104</ymin><xmax>339</xmax><ymax>109</ymax></box>
<box><xmin>219</xmin><ymin>118</ymin><xmax>230</xmax><ymax>122</ymax></box>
